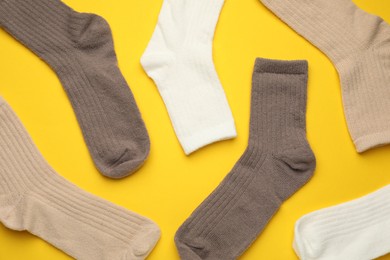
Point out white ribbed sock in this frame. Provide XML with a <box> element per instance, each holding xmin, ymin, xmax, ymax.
<box><xmin>294</xmin><ymin>185</ymin><xmax>390</xmax><ymax>260</ymax></box>
<box><xmin>260</xmin><ymin>0</ymin><xmax>390</xmax><ymax>153</ymax></box>
<box><xmin>141</xmin><ymin>0</ymin><xmax>236</xmax><ymax>155</ymax></box>
<box><xmin>0</xmin><ymin>97</ymin><xmax>160</xmax><ymax>260</ymax></box>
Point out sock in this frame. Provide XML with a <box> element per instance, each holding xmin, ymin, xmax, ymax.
<box><xmin>174</xmin><ymin>58</ymin><xmax>316</xmax><ymax>259</ymax></box>
<box><xmin>141</xmin><ymin>0</ymin><xmax>236</xmax><ymax>155</ymax></box>
<box><xmin>0</xmin><ymin>96</ymin><xmax>160</xmax><ymax>260</ymax></box>
<box><xmin>294</xmin><ymin>185</ymin><xmax>390</xmax><ymax>260</ymax></box>
<box><xmin>0</xmin><ymin>0</ymin><xmax>150</xmax><ymax>179</ymax></box>
<box><xmin>260</xmin><ymin>0</ymin><xmax>390</xmax><ymax>153</ymax></box>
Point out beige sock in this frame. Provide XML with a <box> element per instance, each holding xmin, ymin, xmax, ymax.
<box><xmin>0</xmin><ymin>97</ymin><xmax>160</xmax><ymax>260</ymax></box>
<box><xmin>260</xmin><ymin>0</ymin><xmax>390</xmax><ymax>152</ymax></box>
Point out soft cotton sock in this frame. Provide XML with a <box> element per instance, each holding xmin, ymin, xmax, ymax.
<box><xmin>260</xmin><ymin>0</ymin><xmax>390</xmax><ymax>153</ymax></box>
<box><xmin>294</xmin><ymin>185</ymin><xmax>390</xmax><ymax>260</ymax></box>
<box><xmin>0</xmin><ymin>0</ymin><xmax>150</xmax><ymax>178</ymax></box>
<box><xmin>141</xmin><ymin>0</ymin><xmax>236</xmax><ymax>155</ymax></box>
<box><xmin>0</xmin><ymin>97</ymin><xmax>160</xmax><ymax>259</ymax></box>
<box><xmin>175</xmin><ymin>58</ymin><xmax>316</xmax><ymax>259</ymax></box>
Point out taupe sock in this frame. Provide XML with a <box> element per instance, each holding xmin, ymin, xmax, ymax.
<box><xmin>0</xmin><ymin>0</ymin><xmax>150</xmax><ymax>178</ymax></box>
<box><xmin>260</xmin><ymin>0</ymin><xmax>390</xmax><ymax>153</ymax></box>
<box><xmin>175</xmin><ymin>58</ymin><xmax>316</xmax><ymax>260</ymax></box>
<box><xmin>0</xmin><ymin>96</ymin><xmax>160</xmax><ymax>260</ymax></box>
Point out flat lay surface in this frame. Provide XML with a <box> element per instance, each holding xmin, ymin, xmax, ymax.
<box><xmin>0</xmin><ymin>0</ymin><xmax>390</xmax><ymax>259</ymax></box>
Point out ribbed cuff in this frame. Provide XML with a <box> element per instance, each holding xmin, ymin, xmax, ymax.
<box><xmin>354</xmin><ymin>130</ymin><xmax>390</xmax><ymax>153</ymax></box>
<box><xmin>254</xmin><ymin>58</ymin><xmax>308</xmax><ymax>75</ymax></box>
<box><xmin>181</xmin><ymin>120</ymin><xmax>237</xmax><ymax>155</ymax></box>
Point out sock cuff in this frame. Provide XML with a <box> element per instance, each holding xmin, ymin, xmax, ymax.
<box><xmin>180</xmin><ymin>119</ymin><xmax>237</xmax><ymax>155</ymax></box>
<box><xmin>254</xmin><ymin>58</ymin><xmax>308</xmax><ymax>75</ymax></box>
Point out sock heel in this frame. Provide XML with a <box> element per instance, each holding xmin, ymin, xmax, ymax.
<box><xmin>274</xmin><ymin>145</ymin><xmax>316</xmax><ymax>171</ymax></box>
<box><xmin>140</xmin><ymin>52</ymin><xmax>175</xmax><ymax>81</ymax></box>
<box><xmin>68</xmin><ymin>12</ymin><xmax>113</xmax><ymax>49</ymax></box>
<box><xmin>128</xmin><ymin>224</ymin><xmax>161</xmax><ymax>259</ymax></box>
<box><xmin>269</xmin><ymin>141</ymin><xmax>316</xmax><ymax>201</ymax></box>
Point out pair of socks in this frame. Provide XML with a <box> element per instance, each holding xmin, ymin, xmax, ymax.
<box><xmin>259</xmin><ymin>0</ymin><xmax>390</xmax><ymax>153</ymax></box>
<box><xmin>294</xmin><ymin>185</ymin><xmax>390</xmax><ymax>260</ymax></box>
<box><xmin>175</xmin><ymin>58</ymin><xmax>316</xmax><ymax>259</ymax></box>
<box><xmin>0</xmin><ymin>96</ymin><xmax>160</xmax><ymax>260</ymax></box>
<box><xmin>0</xmin><ymin>0</ymin><xmax>150</xmax><ymax>179</ymax></box>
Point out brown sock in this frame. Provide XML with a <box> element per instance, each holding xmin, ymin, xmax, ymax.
<box><xmin>175</xmin><ymin>58</ymin><xmax>316</xmax><ymax>259</ymax></box>
<box><xmin>0</xmin><ymin>0</ymin><xmax>150</xmax><ymax>178</ymax></box>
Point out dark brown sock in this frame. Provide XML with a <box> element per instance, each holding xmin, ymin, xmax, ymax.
<box><xmin>0</xmin><ymin>0</ymin><xmax>150</xmax><ymax>178</ymax></box>
<box><xmin>175</xmin><ymin>58</ymin><xmax>316</xmax><ymax>259</ymax></box>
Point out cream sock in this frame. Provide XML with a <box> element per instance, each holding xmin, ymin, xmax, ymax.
<box><xmin>0</xmin><ymin>97</ymin><xmax>160</xmax><ymax>260</ymax></box>
<box><xmin>260</xmin><ymin>0</ymin><xmax>390</xmax><ymax>153</ymax></box>
<box><xmin>294</xmin><ymin>185</ymin><xmax>390</xmax><ymax>260</ymax></box>
<box><xmin>141</xmin><ymin>0</ymin><xmax>236</xmax><ymax>155</ymax></box>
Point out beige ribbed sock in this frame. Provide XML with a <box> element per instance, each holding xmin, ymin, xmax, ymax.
<box><xmin>0</xmin><ymin>96</ymin><xmax>160</xmax><ymax>260</ymax></box>
<box><xmin>260</xmin><ymin>0</ymin><xmax>390</xmax><ymax>152</ymax></box>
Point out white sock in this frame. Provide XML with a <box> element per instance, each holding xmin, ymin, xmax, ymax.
<box><xmin>0</xmin><ymin>96</ymin><xmax>160</xmax><ymax>260</ymax></box>
<box><xmin>294</xmin><ymin>185</ymin><xmax>390</xmax><ymax>260</ymax></box>
<box><xmin>141</xmin><ymin>0</ymin><xmax>236</xmax><ymax>155</ymax></box>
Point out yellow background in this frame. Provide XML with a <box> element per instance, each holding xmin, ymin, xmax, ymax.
<box><xmin>0</xmin><ymin>0</ymin><xmax>390</xmax><ymax>259</ymax></box>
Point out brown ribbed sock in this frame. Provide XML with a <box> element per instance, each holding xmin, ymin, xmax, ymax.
<box><xmin>175</xmin><ymin>58</ymin><xmax>316</xmax><ymax>260</ymax></box>
<box><xmin>0</xmin><ymin>0</ymin><xmax>150</xmax><ymax>178</ymax></box>
<box><xmin>0</xmin><ymin>96</ymin><xmax>160</xmax><ymax>260</ymax></box>
<box><xmin>260</xmin><ymin>0</ymin><xmax>390</xmax><ymax>153</ymax></box>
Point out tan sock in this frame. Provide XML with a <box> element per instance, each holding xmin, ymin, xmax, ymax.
<box><xmin>0</xmin><ymin>97</ymin><xmax>160</xmax><ymax>260</ymax></box>
<box><xmin>260</xmin><ymin>0</ymin><xmax>390</xmax><ymax>152</ymax></box>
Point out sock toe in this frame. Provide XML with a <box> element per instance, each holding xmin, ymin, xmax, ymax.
<box><xmin>175</xmin><ymin>241</ymin><xmax>203</xmax><ymax>260</ymax></box>
<box><xmin>174</xmin><ymin>232</ymin><xmax>204</xmax><ymax>260</ymax></box>
<box><xmin>99</xmin><ymin>139</ymin><xmax>150</xmax><ymax>179</ymax></box>
<box><xmin>129</xmin><ymin>224</ymin><xmax>161</xmax><ymax>259</ymax></box>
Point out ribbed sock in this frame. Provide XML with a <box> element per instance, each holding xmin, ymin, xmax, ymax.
<box><xmin>141</xmin><ymin>0</ymin><xmax>236</xmax><ymax>155</ymax></box>
<box><xmin>294</xmin><ymin>185</ymin><xmax>390</xmax><ymax>260</ymax></box>
<box><xmin>174</xmin><ymin>58</ymin><xmax>316</xmax><ymax>259</ymax></box>
<box><xmin>0</xmin><ymin>0</ymin><xmax>150</xmax><ymax>178</ymax></box>
<box><xmin>260</xmin><ymin>0</ymin><xmax>390</xmax><ymax>153</ymax></box>
<box><xmin>0</xmin><ymin>96</ymin><xmax>160</xmax><ymax>260</ymax></box>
